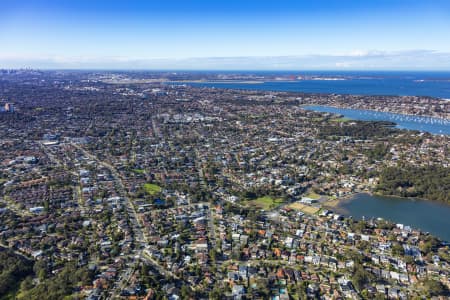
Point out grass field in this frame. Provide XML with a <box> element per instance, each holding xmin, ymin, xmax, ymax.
<box><xmin>247</xmin><ymin>196</ymin><xmax>284</xmax><ymax>210</ymax></box>
<box><xmin>304</xmin><ymin>191</ymin><xmax>321</xmax><ymax>200</ymax></box>
<box><xmin>331</xmin><ymin>117</ymin><xmax>351</xmax><ymax>122</ymax></box>
<box><xmin>143</xmin><ymin>183</ymin><xmax>162</xmax><ymax>195</ymax></box>
<box><xmin>288</xmin><ymin>202</ymin><xmax>320</xmax><ymax>214</ymax></box>
<box><xmin>133</xmin><ymin>169</ymin><xmax>145</xmax><ymax>174</ymax></box>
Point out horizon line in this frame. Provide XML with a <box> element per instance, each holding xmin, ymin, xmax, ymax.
<box><xmin>3</xmin><ymin>68</ymin><xmax>450</xmax><ymax>72</ymax></box>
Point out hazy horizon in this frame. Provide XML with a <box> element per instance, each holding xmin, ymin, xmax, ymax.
<box><xmin>3</xmin><ymin>67</ymin><xmax>450</xmax><ymax>72</ymax></box>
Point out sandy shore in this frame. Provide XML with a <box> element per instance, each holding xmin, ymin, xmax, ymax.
<box><xmin>173</xmin><ymin>80</ymin><xmax>265</xmax><ymax>84</ymax></box>
<box><xmin>322</xmin><ymin>193</ymin><xmax>359</xmax><ymax>209</ymax></box>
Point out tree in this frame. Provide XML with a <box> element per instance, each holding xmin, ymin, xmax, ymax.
<box><xmin>33</xmin><ymin>260</ymin><xmax>48</xmax><ymax>281</ymax></box>
<box><xmin>374</xmin><ymin>293</ymin><xmax>386</xmax><ymax>300</ymax></box>
<box><xmin>419</xmin><ymin>236</ymin><xmax>440</xmax><ymax>254</ymax></box>
<box><xmin>20</xmin><ymin>276</ymin><xmax>34</xmax><ymax>291</ymax></box>
<box><xmin>424</xmin><ymin>279</ymin><xmax>449</xmax><ymax>297</ymax></box>
<box><xmin>180</xmin><ymin>285</ymin><xmax>193</xmax><ymax>299</ymax></box>
<box><xmin>209</xmin><ymin>286</ymin><xmax>223</xmax><ymax>299</ymax></box>
<box><xmin>361</xmin><ymin>289</ymin><xmax>370</xmax><ymax>299</ymax></box>
<box><xmin>391</xmin><ymin>243</ymin><xmax>404</xmax><ymax>256</ymax></box>
<box><xmin>352</xmin><ymin>264</ymin><xmax>374</xmax><ymax>291</ymax></box>
<box><xmin>209</xmin><ymin>249</ymin><xmax>216</xmax><ymax>263</ymax></box>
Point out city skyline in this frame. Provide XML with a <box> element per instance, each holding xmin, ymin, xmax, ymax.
<box><xmin>1</xmin><ymin>0</ymin><xmax>450</xmax><ymax>70</ymax></box>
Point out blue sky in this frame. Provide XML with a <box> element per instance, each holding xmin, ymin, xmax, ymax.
<box><xmin>1</xmin><ymin>0</ymin><xmax>450</xmax><ymax>70</ymax></box>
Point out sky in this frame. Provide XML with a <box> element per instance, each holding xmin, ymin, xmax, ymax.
<box><xmin>1</xmin><ymin>0</ymin><xmax>450</xmax><ymax>70</ymax></box>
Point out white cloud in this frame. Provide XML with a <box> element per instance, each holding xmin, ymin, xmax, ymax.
<box><xmin>348</xmin><ymin>50</ymin><xmax>370</xmax><ymax>57</ymax></box>
<box><xmin>335</xmin><ymin>62</ymin><xmax>352</xmax><ymax>68</ymax></box>
<box><xmin>0</xmin><ymin>50</ymin><xmax>449</xmax><ymax>70</ymax></box>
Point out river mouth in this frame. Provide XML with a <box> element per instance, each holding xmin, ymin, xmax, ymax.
<box><xmin>334</xmin><ymin>193</ymin><xmax>450</xmax><ymax>242</ymax></box>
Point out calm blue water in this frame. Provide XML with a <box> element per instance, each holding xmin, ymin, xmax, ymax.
<box><xmin>303</xmin><ymin>105</ymin><xmax>450</xmax><ymax>135</ymax></box>
<box><xmin>177</xmin><ymin>71</ymin><xmax>450</xmax><ymax>99</ymax></box>
<box><xmin>187</xmin><ymin>80</ymin><xmax>450</xmax><ymax>99</ymax></box>
<box><xmin>181</xmin><ymin>71</ymin><xmax>450</xmax><ymax>99</ymax></box>
<box><xmin>337</xmin><ymin>193</ymin><xmax>450</xmax><ymax>241</ymax></box>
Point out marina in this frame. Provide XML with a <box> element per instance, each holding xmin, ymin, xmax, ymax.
<box><xmin>303</xmin><ymin>105</ymin><xmax>450</xmax><ymax>135</ymax></box>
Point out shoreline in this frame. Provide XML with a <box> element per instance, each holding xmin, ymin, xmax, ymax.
<box><xmin>322</xmin><ymin>193</ymin><xmax>359</xmax><ymax>210</ymax></box>
<box><xmin>301</xmin><ymin>104</ymin><xmax>450</xmax><ymax>122</ymax></box>
<box><xmin>323</xmin><ymin>192</ymin><xmax>450</xmax><ymax>240</ymax></box>
<box><xmin>171</xmin><ymin>80</ymin><xmax>265</xmax><ymax>84</ymax></box>
<box><xmin>323</xmin><ymin>191</ymin><xmax>450</xmax><ymax>209</ymax></box>
<box><xmin>174</xmin><ymin>80</ymin><xmax>450</xmax><ymax>102</ymax></box>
